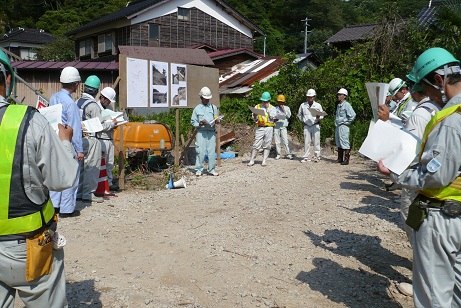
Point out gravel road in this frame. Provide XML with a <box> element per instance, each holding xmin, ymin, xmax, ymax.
<box><xmin>27</xmin><ymin>147</ymin><xmax>413</xmax><ymax>308</ymax></box>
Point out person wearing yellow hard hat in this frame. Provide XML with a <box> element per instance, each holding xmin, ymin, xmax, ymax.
<box><xmin>273</xmin><ymin>94</ymin><xmax>293</xmax><ymax>160</ymax></box>
<box><xmin>378</xmin><ymin>47</ymin><xmax>461</xmax><ymax>307</ymax></box>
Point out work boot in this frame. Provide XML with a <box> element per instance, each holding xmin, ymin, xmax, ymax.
<box><xmin>261</xmin><ymin>149</ymin><xmax>270</xmax><ymax>166</ymax></box>
<box><xmin>336</xmin><ymin>148</ymin><xmax>344</xmax><ymax>163</ymax></box>
<box><xmin>341</xmin><ymin>149</ymin><xmax>350</xmax><ymax>165</ymax></box>
<box><xmin>247</xmin><ymin>149</ymin><xmax>257</xmax><ymax>166</ymax></box>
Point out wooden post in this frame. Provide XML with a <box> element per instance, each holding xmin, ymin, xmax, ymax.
<box><xmin>174</xmin><ymin>109</ymin><xmax>180</xmax><ymax>165</ymax></box>
<box><xmin>118</xmin><ymin>119</ymin><xmax>125</xmax><ymax>190</ymax></box>
<box><xmin>216</xmin><ymin>123</ymin><xmax>221</xmax><ymax>167</ymax></box>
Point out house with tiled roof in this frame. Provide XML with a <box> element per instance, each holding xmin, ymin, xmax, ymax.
<box><xmin>325</xmin><ymin>0</ymin><xmax>448</xmax><ymax>51</ymax></box>
<box><xmin>0</xmin><ymin>28</ymin><xmax>54</xmax><ymax>60</ymax></box>
<box><xmin>67</xmin><ymin>0</ymin><xmax>265</xmax><ymax>62</ymax></box>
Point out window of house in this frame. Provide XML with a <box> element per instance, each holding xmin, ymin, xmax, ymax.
<box><xmin>79</xmin><ymin>39</ymin><xmax>92</xmax><ymax>57</ymax></box>
<box><xmin>98</xmin><ymin>33</ymin><xmax>113</xmax><ymax>53</ymax></box>
<box><xmin>178</xmin><ymin>7</ymin><xmax>190</xmax><ymax>21</ymax></box>
<box><xmin>149</xmin><ymin>24</ymin><xmax>159</xmax><ymax>47</ymax></box>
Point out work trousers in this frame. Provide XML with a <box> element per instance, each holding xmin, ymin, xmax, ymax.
<box><xmin>78</xmin><ymin>137</ymin><xmax>101</xmax><ymax>199</ymax></box>
<box><xmin>0</xmin><ymin>240</ymin><xmax>67</xmax><ymax>308</ymax></box>
<box><xmin>273</xmin><ymin>127</ymin><xmax>291</xmax><ymax>156</ymax></box>
<box><xmin>335</xmin><ymin>124</ymin><xmax>350</xmax><ymax>149</ymax></box>
<box><xmin>100</xmin><ymin>139</ymin><xmax>115</xmax><ymax>186</ymax></box>
<box><xmin>412</xmin><ymin>210</ymin><xmax>461</xmax><ymax>307</ymax></box>
<box><xmin>50</xmin><ymin>156</ymin><xmax>79</xmax><ymax>214</ymax></box>
<box><xmin>252</xmin><ymin>126</ymin><xmax>273</xmax><ymax>150</ymax></box>
<box><xmin>303</xmin><ymin>124</ymin><xmax>321</xmax><ymax>158</ymax></box>
<box><xmin>195</xmin><ymin>130</ymin><xmax>216</xmax><ymax>173</ymax></box>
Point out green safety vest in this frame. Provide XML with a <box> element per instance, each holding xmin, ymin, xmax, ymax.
<box><xmin>396</xmin><ymin>95</ymin><xmax>412</xmax><ymax>118</ymax></box>
<box><xmin>419</xmin><ymin>104</ymin><xmax>461</xmax><ymax>201</ymax></box>
<box><xmin>0</xmin><ymin>104</ymin><xmax>54</xmax><ymax>236</ymax></box>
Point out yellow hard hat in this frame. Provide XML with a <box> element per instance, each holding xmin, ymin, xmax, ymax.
<box><xmin>276</xmin><ymin>94</ymin><xmax>286</xmax><ymax>102</ymax></box>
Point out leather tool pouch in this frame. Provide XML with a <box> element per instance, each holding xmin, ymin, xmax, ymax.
<box><xmin>406</xmin><ymin>195</ymin><xmax>427</xmax><ymax>231</ymax></box>
<box><xmin>25</xmin><ymin>232</ymin><xmax>53</xmax><ymax>281</ymax></box>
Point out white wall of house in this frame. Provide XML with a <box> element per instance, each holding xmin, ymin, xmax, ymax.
<box><xmin>131</xmin><ymin>0</ymin><xmax>253</xmax><ymax>38</ymax></box>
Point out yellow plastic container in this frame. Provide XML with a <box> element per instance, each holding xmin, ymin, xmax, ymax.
<box><xmin>113</xmin><ymin>122</ymin><xmax>174</xmax><ymax>155</ymax></box>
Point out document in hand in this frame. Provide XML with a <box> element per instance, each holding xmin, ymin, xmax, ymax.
<box><xmin>308</xmin><ymin>108</ymin><xmax>327</xmax><ymax>117</ymax></box>
<box><xmin>366</xmin><ymin>82</ymin><xmax>389</xmax><ymax>122</ymax></box>
<box><xmin>275</xmin><ymin>112</ymin><xmax>286</xmax><ymax>120</ymax></box>
<box><xmin>101</xmin><ymin>109</ymin><xmax>128</xmax><ymax>126</ymax></box>
<box><xmin>248</xmin><ymin>105</ymin><xmax>266</xmax><ymax>116</ymax></box>
<box><xmin>203</xmin><ymin>115</ymin><xmax>224</xmax><ymax>125</ymax></box>
<box><xmin>359</xmin><ymin>120</ymin><xmax>420</xmax><ymax>175</ymax></box>
<box><xmin>82</xmin><ymin>117</ymin><xmax>103</xmax><ymax>133</ymax></box>
<box><xmin>38</xmin><ymin>104</ymin><xmax>62</xmax><ymax>133</ymax></box>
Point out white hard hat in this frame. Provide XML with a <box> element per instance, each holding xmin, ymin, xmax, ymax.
<box><xmin>60</xmin><ymin>66</ymin><xmax>81</xmax><ymax>83</ymax></box>
<box><xmin>199</xmin><ymin>86</ymin><xmax>212</xmax><ymax>99</ymax></box>
<box><xmin>306</xmin><ymin>89</ymin><xmax>316</xmax><ymax>97</ymax></box>
<box><xmin>101</xmin><ymin>87</ymin><xmax>116</xmax><ymax>103</ymax></box>
<box><xmin>337</xmin><ymin>88</ymin><xmax>348</xmax><ymax>96</ymax></box>
<box><xmin>388</xmin><ymin>78</ymin><xmax>406</xmax><ymax>96</ymax></box>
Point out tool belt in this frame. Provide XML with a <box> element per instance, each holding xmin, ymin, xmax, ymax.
<box><xmin>406</xmin><ymin>194</ymin><xmax>461</xmax><ymax>231</ymax></box>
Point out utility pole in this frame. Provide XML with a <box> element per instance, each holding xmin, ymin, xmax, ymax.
<box><xmin>263</xmin><ymin>36</ymin><xmax>266</xmax><ymax>57</ymax></box>
<box><xmin>301</xmin><ymin>17</ymin><xmax>312</xmax><ymax>54</ymax></box>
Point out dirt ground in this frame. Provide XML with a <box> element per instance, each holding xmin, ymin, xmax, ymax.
<box><xmin>20</xmin><ymin>141</ymin><xmax>415</xmax><ymax>308</ymax></box>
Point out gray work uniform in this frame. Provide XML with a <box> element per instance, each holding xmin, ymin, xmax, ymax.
<box><xmin>334</xmin><ymin>100</ymin><xmax>356</xmax><ymax>149</ymax></box>
<box><xmin>77</xmin><ymin>93</ymin><xmax>103</xmax><ymax>199</ymax></box>
<box><xmin>252</xmin><ymin>104</ymin><xmax>277</xmax><ymax>150</ymax></box>
<box><xmin>191</xmin><ymin>103</ymin><xmax>218</xmax><ymax>173</ymax></box>
<box><xmin>0</xmin><ymin>99</ymin><xmax>78</xmax><ymax>308</ymax></box>
<box><xmin>391</xmin><ymin>94</ymin><xmax>461</xmax><ymax>308</ymax></box>
<box><xmin>399</xmin><ymin>99</ymin><xmax>440</xmax><ymax>243</ymax></box>
<box><xmin>274</xmin><ymin>105</ymin><xmax>291</xmax><ymax>157</ymax></box>
<box><xmin>97</xmin><ymin>102</ymin><xmax>117</xmax><ymax>186</ymax></box>
<box><xmin>298</xmin><ymin>101</ymin><xmax>324</xmax><ymax>158</ymax></box>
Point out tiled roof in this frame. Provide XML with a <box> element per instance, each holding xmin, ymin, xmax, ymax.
<box><xmin>67</xmin><ymin>0</ymin><xmax>164</xmax><ymax>35</ymax></box>
<box><xmin>219</xmin><ymin>56</ymin><xmax>286</xmax><ymax>94</ymax></box>
<box><xmin>0</xmin><ymin>28</ymin><xmax>54</xmax><ymax>44</ymax></box>
<box><xmin>325</xmin><ymin>24</ymin><xmax>376</xmax><ymax>44</ymax></box>
<box><xmin>118</xmin><ymin>46</ymin><xmax>214</xmax><ymax>66</ymax></box>
<box><xmin>68</xmin><ymin>0</ymin><xmax>264</xmax><ymax>36</ymax></box>
<box><xmin>208</xmin><ymin>48</ymin><xmax>262</xmax><ymax>60</ymax></box>
<box><xmin>11</xmin><ymin>61</ymin><xmax>119</xmax><ymax>71</ymax></box>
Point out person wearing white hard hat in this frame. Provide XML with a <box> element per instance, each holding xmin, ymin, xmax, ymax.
<box><xmin>48</xmin><ymin>66</ymin><xmax>84</xmax><ymax>217</ymax></box>
<box><xmin>98</xmin><ymin>87</ymin><xmax>120</xmax><ymax>191</ymax></box>
<box><xmin>388</xmin><ymin>77</ymin><xmax>417</xmax><ymax>124</ymax></box>
<box><xmin>191</xmin><ymin>87</ymin><xmax>220</xmax><ymax>176</ymax></box>
<box><xmin>297</xmin><ymin>89</ymin><xmax>324</xmax><ymax>162</ymax></box>
<box><xmin>335</xmin><ymin>88</ymin><xmax>356</xmax><ymax>165</ymax></box>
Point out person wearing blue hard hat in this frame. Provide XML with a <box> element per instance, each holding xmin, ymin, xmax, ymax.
<box><xmin>248</xmin><ymin>91</ymin><xmax>277</xmax><ymax>166</ymax></box>
<box><xmin>378</xmin><ymin>47</ymin><xmax>461</xmax><ymax>307</ymax></box>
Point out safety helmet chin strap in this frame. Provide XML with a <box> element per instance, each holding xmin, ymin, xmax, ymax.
<box><xmin>422</xmin><ymin>65</ymin><xmax>461</xmax><ymax>104</ymax></box>
<box><xmin>0</xmin><ymin>63</ymin><xmax>10</xmax><ymax>98</ymax></box>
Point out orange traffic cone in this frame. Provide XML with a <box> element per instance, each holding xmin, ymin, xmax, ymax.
<box><xmin>94</xmin><ymin>156</ymin><xmax>116</xmax><ymax>197</ymax></box>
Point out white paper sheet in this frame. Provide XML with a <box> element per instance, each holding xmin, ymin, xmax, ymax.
<box><xmin>203</xmin><ymin>115</ymin><xmax>224</xmax><ymax>126</ymax></box>
<box><xmin>101</xmin><ymin>109</ymin><xmax>124</xmax><ymax>121</ymax></box>
<box><xmin>248</xmin><ymin>105</ymin><xmax>266</xmax><ymax>116</ymax></box>
<box><xmin>308</xmin><ymin>108</ymin><xmax>327</xmax><ymax>117</ymax></box>
<box><xmin>82</xmin><ymin>117</ymin><xmax>103</xmax><ymax>133</ymax></box>
<box><xmin>359</xmin><ymin>120</ymin><xmax>420</xmax><ymax>175</ymax></box>
<box><xmin>366</xmin><ymin>82</ymin><xmax>389</xmax><ymax>122</ymax></box>
<box><xmin>38</xmin><ymin>104</ymin><xmax>62</xmax><ymax>133</ymax></box>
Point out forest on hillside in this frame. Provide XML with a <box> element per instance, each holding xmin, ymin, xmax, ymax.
<box><xmin>0</xmin><ymin>0</ymin><xmax>429</xmax><ymax>61</ymax></box>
